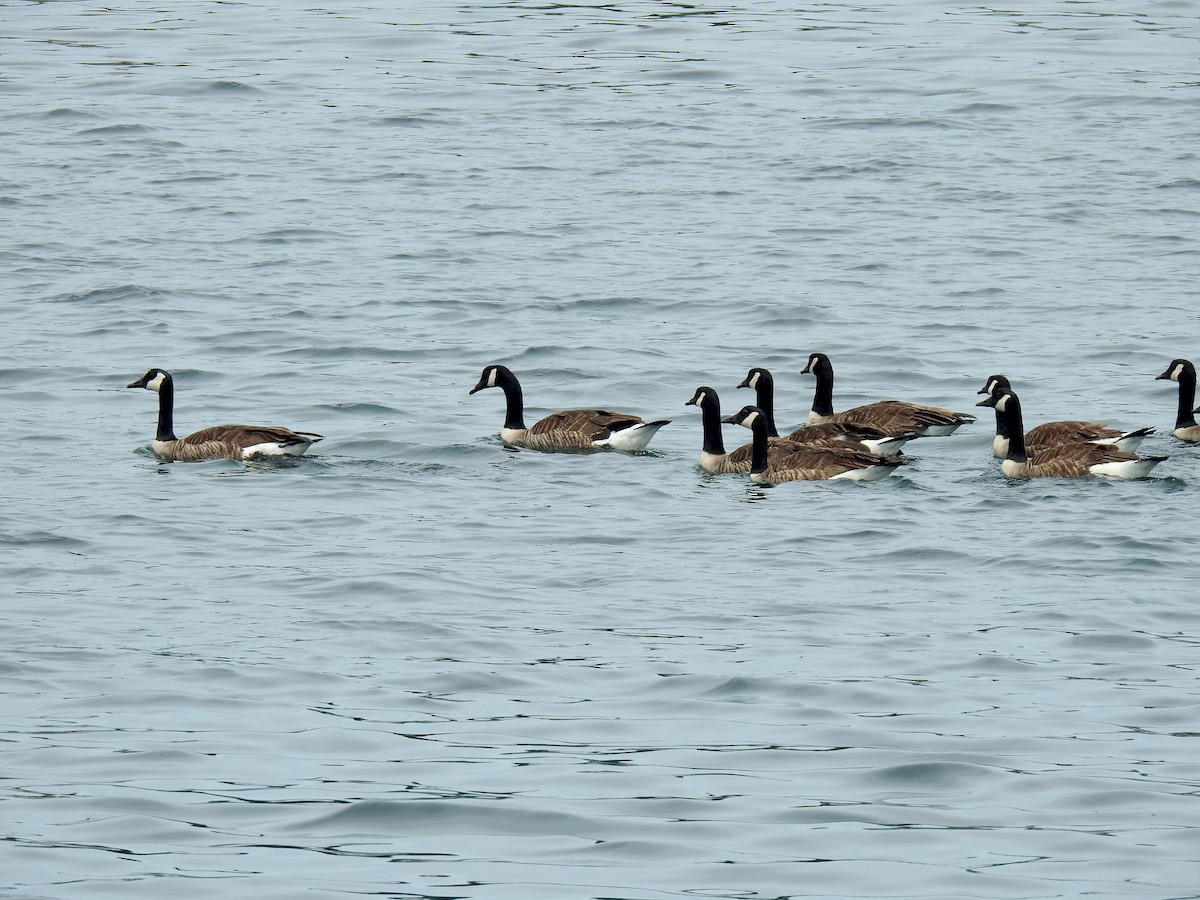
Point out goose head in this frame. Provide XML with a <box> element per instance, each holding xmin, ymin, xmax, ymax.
<box><xmin>686</xmin><ymin>386</ymin><xmax>720</xmax><ymax>410</ymax></box>
<box><xmin>127</xmin><ymin>368</ymin><xmax>172</xmax><ymax>392</ymax></box>
<box><xmin>1156</xmin><ymin>359</ymin><xmax>1194</xmax><ymax>383</ymax></box>
<box><xmin>977</xmin><ymin>374</ymin><xmax>1011</xmax><ymax>396</ymax></box>
<box><xmin>469</xmin><ymin>364</ymin><xmax>516</xmax><ymax>395</ymax></box>
<box><xmin>801</xmin><ymin>353</ymin><xmax>831</xmax><ymax>376</ymax></box>
<box><xmin>975</xmin><ymin>389</ymin><xmax>1016</xmax><ymax>412</ymax></box>
<box><xmin>722</xmin><ymin>405</ymin><xmax>767</xmax><ymax>430</ymax></box>
<box><xmin>736</xmin><ymin>367</ymin><xmax>772</xmax><ymax>391</ymax></box>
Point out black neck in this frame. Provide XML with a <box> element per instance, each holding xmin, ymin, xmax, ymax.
<box><xmin>993</xmin><ymin>407</ymin><xmax>1010</xmax><ymax>440</ymax></box>
<box><xmin>699</xmin><ymin>400</ymin><xmax>726</xmax><ymax>455</ymax></box>
<box><xmin>751</xmin><ymin>379</ymin><xmax>779</xmax><ymax>438</ymax></box>
<box><xmin>810</xmin><ymin>366</ymin><xmax>835</xmax><ymax>417</ymax></box>
<box><xmin>498</xmin><ymin>376</ymin><xmax>526</xmax><ymax>431</ymax></box>
<box><xmin>747</xmin><ymin>415</ymin><xmax>770</xmax><ymax>474</ymax></box>
<box><xmin>1001</xmin><ymin>397</ymin><xmax>1027</xmax><ymax>462</ymax></box>
<box><xmin>156</xmin><ymin>379</ymin><xmax>177</xmax><ymax>441</ymax></box>
<box><xmin>1175</xmin><ymin>370</ymin><xmax>1197</xmax><ymax>430</ymax></box>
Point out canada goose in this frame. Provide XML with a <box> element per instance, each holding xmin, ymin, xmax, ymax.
<box><xmin>470</xmin><ymin>364</ymin><xmax>669</xmax><ymax>452</ymax></box>
<box><xmin>975</xmin><ymin>390</ymin><xmax>1166</xmax><ymax>479</ymax></box>
<box><xmin>1155</xmin><ymin>359</ymin><xmax>1200</xmax><ymax>442</ymax></box>
<box><xmin>800</xmin><ymin>353</ymin><xmax>975</xmax><ymax>436</ymax></box>
<box><xmin>685</xmin><ymin>386</ymin><xmax>877</xmax><ymax>474</ymax></box>
<box><xmin>978</xmin><ymin>374</ymin><xmax>1153</xmax><ymax>458</ymax></box>
<box><xmin>126</xmin><ymin>368</ymin><xmax>323</xmax><ymax>462</ymax></box>
<box><xmin>736</xmin><ymin>366</ymin><xmax>914</xmax><ymax>457</ymax></box>
<box><xmin>722</xmin><ymin>405</ymin><xmax>906</xmax><ymax>483</ymax></box>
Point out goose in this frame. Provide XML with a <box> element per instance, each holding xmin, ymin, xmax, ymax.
<box><xmin>799</xmin><ymin>353</ymin><xmax>975</xmax><ymax>436</ymax></box>
<box><xmin>470</xmin><ymin>364</ymin><xmax>669</xmax><ymax>452</ymax></box>
<box><xmin>975</xmin><ymin>389</ymin><xmax>1166</xmax><ymax>479</ymax></box>
<box><xmin>685</xmin><ymin>386</ymin><xmax>881</xmax><ymax>474</ymax></box>
<box><xmin>722</xmin><ymin>405</ymin><xmax>906</xmax><ymax>483</ymax></box>
<box><xmin>1155</xmin><ymin>359</ymin><xmax>1200</xmax><ymax>442</ymax></box>
<box><xmin>978</xmin><ymin>374</ymin><xmax>1153</xmax><ymax>458</ymax></box>
<box><xmin>126</xmin><ymin>368</ymin><xmax>323</xmax><ymax>461</ymax></box>
<box><xmin>736</xmin><ymin>367</ymin><xmax>914</xmax><ymax>457</ymax></box>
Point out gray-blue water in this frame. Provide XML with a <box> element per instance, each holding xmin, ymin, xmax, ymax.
<box><xmin>4</xmin><ymin>3</ymin><xmax>1200</xmax><ymax>898</ymax></box>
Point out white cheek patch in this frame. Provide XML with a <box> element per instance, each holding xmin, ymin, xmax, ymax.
<box><xmin>695</xmin><ymin>391</ymin><xmax>708</xmax><ymax>406</ymax></box>
<box><xmin>1172</xmin><ymin>363</ymin><xmax>1184</xmax><ymax>381</ymax></box>
<box><xmin>986</xmin><ymin>379</ymin><xmax>998</xmax><ymax>394</ymax></box>
<box><xmin>995</xmin><ymin>395</ymin><xmax>1009</xmax><ymax>412</ymax></box>
<box><xmin>146</xmin><ymin>372</ymin><xmax>166</xmax><ymax>392</ymax></box>
<box><xmin>487</xmin><ymin>368</ymin><xmax>498</xmax><ymax>388</ymax></box>
<box><xmin>748</xmin><ymin>373</ymin><xmax>760</xmax><ymax>388</ymax></box>
<box><xmin>743</xmin><ymin>410</ymin><xmax>760</xmax><ymax>428</ymax></box>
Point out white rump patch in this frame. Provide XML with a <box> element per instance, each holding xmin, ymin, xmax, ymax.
<box><xmin>602</xmin><ymin>421</ymin><xmax>667</xmax><ymax>452</ymax></box>
<box><xmin>243</xmin><ymin>441</ymin><xmax>310</xmax><ymax>458</ymax></box>
<box><xmin>921</xmin><ymin>423</ymin><xmax>965</xmax><ymax>437</ymax></box>
<box><xmin>831</xmin><ymin>464</ymin><xmax>895</xmax><ymax>482</ymax></box>
<box><xmin>864</xmin><ymin>436</ymin><xmax>908</xmax><ymax>457</ymax></box>
<box><xmin>1100</xmin><ymin>432</ymin><xmax>1147</xmax><ymax>451</ymax></box>
<box><xmin>1090</xmin><ymin>458</ymin><xmax>1163</xmax><ymax>479</ymax></box>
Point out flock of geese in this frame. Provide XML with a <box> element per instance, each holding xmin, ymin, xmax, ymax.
<box><xmin>127</xmin><ymin>355</ymin><xmax>1200</xmax><ymax>482</ymax></box>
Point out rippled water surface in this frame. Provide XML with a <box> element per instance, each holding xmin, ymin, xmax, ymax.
<box><xmin>4</xmin><ymin>2</ymin><xmax>1200</xmax><ymax>898</ymax></box>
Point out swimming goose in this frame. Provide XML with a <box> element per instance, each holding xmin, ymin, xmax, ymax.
<box><xmin>722</xmin><ymin>405</ymin><xmax>906</xmax><ymax>483</ymax></box>
<box><xmin>686</xmin><ymin>386</ymin><xmax>879</xmax><ymax>473</ymax></box>
<box><xmin>470</xmin><ymin>364</ymin><xmax>669</xmax><ymax>452</ymax></box>
<box><xmin>800</xmin><ymin>353</ymin><xmax>975</xmax><ymax>436</ymax></box>
<box><xmin>975</xmin><ymin>389</ymin><xmax>1166</xmax><ymax>479</ymax></box>
<box><xmin>736</xmin><ymin>366</ymin><xmax>914</xmax><ymax>457</ymax></box>
<box><xmin>1155</xmin><ymin>359</ymin><xmax>1200</xmax><ymax>442</ymax></box>
<box><xmin>978</xmin><ymin>374</ymin><xmax>1153</xmax><ymax>458</ymax></box>
<box><xmin>126</xmin><ymin>368</ymin><xmax>323</xmax><ymax>461</ymax></box>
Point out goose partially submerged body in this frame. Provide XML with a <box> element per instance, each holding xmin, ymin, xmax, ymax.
<box><xmin>736</xmin><ymin>367</ymin><xmax>914</xmax><ymax>457</ymax></box>
<box><xmin>1156</xmin><ymin>358</ymin><xmax>1200</xmax><ymax>442</ymax></box>
<box><xmin>976</xmin><ymin>389</ymin><xmax>1166</xmax><ymax>479</ymax></box>
<box><xmin>799</xmin><ymin>353</ymin><xmax>975</xmax><ymax>436</ymax></box>
<box><xmin>685</xmin><ymin>386</ymin><xmax>877</xmax><ymax>474</ymax></box>
<box><xmin>470</xmin><ymin>364</ymin><xmax>669</xmax><ymax>452</ymax></box>
<box><xmin>978</xmin><ymin>374</ymin><xmax>1154</xmax><ymax>458</ymax></box>
<box><xmin>723</xmin><ymin>405</ymin><xmax>906</xmax><ymax>483</ymax></box>
<box><xmin>126</xmin><ymin>368</ymin><xmax>323</xmax><ymax>462</ymax></box>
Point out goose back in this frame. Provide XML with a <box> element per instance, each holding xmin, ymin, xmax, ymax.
<box><xmin>472</xmin><ymin>364</ymin><xmax>669</xmax><ymax>452</ymax></box>
<box><xmin>977</xmin><ymin>389</ymin><xmax>1165</xmax><ymax>479</ymax></box>
<box><xmin>802</xmin><ymin>353</ymin><xmax>974</xmax><ymax>436</ymax></box>
<box><xmin>738</xmin><ymin>366</ymin><xmax>915</xmax><ymax>452</ymax></box>
<box><xmin>127</xmin><ymin>368</ymin><xmax>322</xmax><ymax>462</ymax></box>
<box><xmin>686</xmin><ymin>386</ymin><xmax>849</xmax><ymax>473</ymax></box>
<box><xmin>978</xmin><ymin>373</ymin><xmax>1152</xmax><ymax>458</ymax></box>
<box><xmin>723</xmin><ymin>405</ymin><xmax>905</xmax><ymax>483</ymax></box>
<box><xmin>155</xmin><ymin>425</ymin><xmax>323</xmax><ymax>462</ymax></box>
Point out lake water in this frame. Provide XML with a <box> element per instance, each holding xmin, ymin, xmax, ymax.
<box><xmin>4</xmin><ymin>2</ymin><xmax>1200</xmax><ymax>898</ymax></box>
